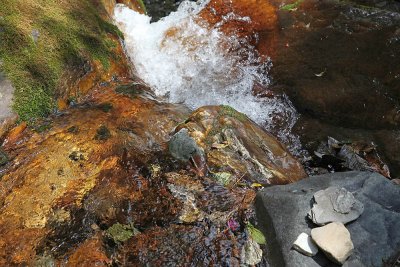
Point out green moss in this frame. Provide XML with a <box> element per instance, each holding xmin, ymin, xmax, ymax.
<box><xmin>280</xmin><ymin>0</ymin><xmax>304</xmax><ymax>10</ymax></box>
<box><xmin>97</xmin><ymin>102</ymin><xmax>113</xmax><ymax>113</ymax></box>
<box><xmin>67</xmin><ymin>126</ymin><xmax>79</xmax><ymax>134</ymax></box>
<box><xmin>106</xmin><ymin>223</ymin><xmax>140</xmax><ymax>243</ymax></box>
<box><xmin>219</xmin><ymin>105</ymin><xmax>248</xmax><ymax>122</ymax></box>
<box><xmin>95</xmin><ymin>125</ymin><xmax>111</xmax><ymax>140</ymax></box>
<box><xmin>0</xmin><ymin>0</ymin><xmax>124</xmax><ymax>122</ymax></box>
<box><xmin>210</xmin><ymin>171</ymin><xmax>232</xmax><ymax>186</ymax></box>
<box><xmin>0</xmin><ymin>149</ymin><xmax>9</xmax><ymax>166</ymax></box>
<box><xmin>33</xmin><ymin>121</ymin><xmax>53</xmax><ymax>133</ymax></box>
<box><xmin>115</xmin><ymin>84</ymin><xmax>140</xmax><ymax>98</ymax></box>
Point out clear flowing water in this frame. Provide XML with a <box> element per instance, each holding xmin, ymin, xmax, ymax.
<box><xmin>113</xmin><ymin>1</ymin><xmax>301</xmax><ymax>149</ymax></box>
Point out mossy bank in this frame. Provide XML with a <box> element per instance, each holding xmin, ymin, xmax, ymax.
<box><xmin>0</xmin><ymin>0</ymin><xmax>130</xmax><ymax>122</ymax></box>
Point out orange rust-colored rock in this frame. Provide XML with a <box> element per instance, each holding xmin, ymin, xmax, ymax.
<box><xmin>66</xmin><ymin>233</ymin><xmax>111</xmax><ymax>266</ymax></box>
<box><xmin>0</xmin><ymin>80</ymin><xmax>301</xmax><ymax>265</ymax></box>
<box><xmin>0</xmin><ymin>82</ymin><xmax>189</xmax><ymax>265</ymax></box>
<box><xmin>2</xmin><ymin>121</ymin><xmax>27</xmax><ymax>147</ymax></box>
<box><xmin>60</xmin><ymin>35</ymin><xmax>132</xmax><ymax>104</ymax></box>
<box><xmin>176</xmin><ymin>105</ymin><xmax>307</xmax><ymax>185</ymax></box>
<box><xmin>199</xmin><ymin>0</ymin><xmax>279</xmax><ymax>59</ymax></box>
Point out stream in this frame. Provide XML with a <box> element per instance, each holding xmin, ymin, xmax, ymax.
<box><xmin>0</xmin><ymin>0</ymin><xmax>399</xmax><ymax>265</ymax></box>
<box><xmin>114</xmin><ymin>0</ymin><xmax>301</xmax><ymax>152</ymax></box>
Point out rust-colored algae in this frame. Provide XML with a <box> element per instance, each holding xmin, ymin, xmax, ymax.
<box><xmin>199</xmin><ymin>0</ymin><xmax>279</xmax><ymax>59</ymax></box>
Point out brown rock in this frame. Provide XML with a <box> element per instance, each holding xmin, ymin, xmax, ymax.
<box><xmin>311</xmin><ymin>222</ymin><xmax>354</xmax><ymax>265</ymax></box>
<box><xmin>199</xmin><ymin>0</ymin><xmax>279</xmax><ymax>58</ymax></box>
<box><xmin>176</xmin><ymin>105</ymin><xmax>307</xmax><ymax>185</ymax></box>
<box><xmin>66</xmin><ymin>234</ymin><xmax>111</xmax><ymax>266</ymax></box>
<box><xmin>118</xmin><ymin>225</ymin><xmax>242</xmax><ymax>266</ymax></box>
<box><xmin>0</xmin><ymin>84</ymin><xmax>189</xmax><ymax>265</ymax></box>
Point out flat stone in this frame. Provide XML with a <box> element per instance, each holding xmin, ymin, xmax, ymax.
<box><xmin>308</xmin><ymin>187</ymin><xmax>364</xmax><ymax>225</ymax></box>
<box><xmin>255</xmin><ymin>171</ymin><xmax>400</xmax><ymax>267</ymax></box>
<box><xmin>292</xmin><ymin>233</ymin><xmax>318</xmax><ymax>256</ymax></box>
<box><xmin>311</xmin><ymin>222</ymin><xmax>354</xmax><ymax>264</ymax></box>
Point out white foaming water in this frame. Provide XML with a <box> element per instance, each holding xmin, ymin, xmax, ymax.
<box><xmin>113</xmin><ymin>1</ymin><xmax>300</xmax><ymax>149</ymax></box>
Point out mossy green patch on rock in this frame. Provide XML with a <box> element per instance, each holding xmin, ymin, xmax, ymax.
<box><xmin>219</xmin><ymin>105</ymin><xmax>248</xmax><ymax>122</ymax></box>
<box><xmin>105</xmin><ymin>223</ymin><xmax>139</xmax><ymax>243</ymax></box>
<box><xmin>0</xmin><ymin>0</ymin><xmax>124</xmax><ymax>122</ymax></box>
<box><xmin>0</xmin><ymin>149</ymin><xmax>9</xmax><ymax>166</ymax></box>
<box><xmin>96</xmin><ymin>102</ymin><xmax>113</xmax><ymax>112</ymax></box>
<box><xmin>210</xmin><ymin>171</ymin><xmax>232</xmax><ymax>186</ymax></box>
<box><xmin>95</xmin><ymin>125</ymin><xmax>111</xmax><ymax>140</ymax></box>
<box><xmin>115</xmin><ymin>83</ymin><xmax>141</xmax><ymax>98</ymax></box>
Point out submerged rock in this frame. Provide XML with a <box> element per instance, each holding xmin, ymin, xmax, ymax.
<box><xmin>0</xmin><ymin>84</ymin><xmax>189</xmax><ymax>265</ymax></box>
<box><xmin>0</xmin><ymin>83</ymin><xmax>264</xmax><ymax>265</ymax></box>
<box><xmin>311</xmin><ymin>222</ymin><xmax>354</xmax><ymax>265</ymax></box>
<box><xmin>308</xmin><ymin>187</ymin><xmax>364</xmax><ymax>226</ymax></box>
<box><xmin>255</xmin><ymin>171</ymin><xmax>400</xmax><ymax>267</ymax></box>
<box><xmin>175</xmin><ymin>105</ymin><xmax>307</xmax><ymax>185</ymax></box>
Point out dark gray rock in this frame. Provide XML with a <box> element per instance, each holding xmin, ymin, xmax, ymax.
<box><xmin>255</xmin><ymin>171</ymin><xmax>400</xmax><ymax>267</ymax></box>
<box><xmin>308</xmin><ymin>187</ymin><xmax>364</xmax><ymax>225</ymax></box>
<box><xmin>168</xmin><ymin>128</ymin><xmax>204</xmax><ymax>161</ymax></box>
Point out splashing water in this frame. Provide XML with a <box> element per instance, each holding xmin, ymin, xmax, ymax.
<box><xmin>113</xmin><ymin>1</ymin><xmax>300</xmax><ymax>149</ymax></box>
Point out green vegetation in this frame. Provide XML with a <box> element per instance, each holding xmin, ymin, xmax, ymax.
<box><xmin>0</xmin><ymin>0</ymin><xmax>124</xmax><ymax>122</ymax></box>
<box><xmin>95</xmin><ymin>125</ymin><xmax>111</xmax><ymax>140</ymax></box>
<box><xmin>32</xmin><ymin>121</ymin><xmax>52</xmax><ymax>133</ymax></box>
<box><xmin>210</xmin><ymin>171</ymin><xmax>232</xmax><ymax>186</ymax></box>
<box><xmin>115</xmin><ymin>83</ymin><xmax>140</xmax><ymax>98</ymax></box>
<box><xmin>97</xmin><ymin>102</ymin><xmax>113</xmax><ymax>113</ymax></box>
<box><xmin>280</xmin><ymin>0</ymin><xmax>304</xmax><ymax>11</ymax></box>
<box><xmin>106</xmin><ymin>223</ymin><xmax>140</xmax><ymax>243</ymax></box>
<box><xmin>246</xmin><ymin>223</ymin><xmax>266</xmax><ymax>245</ymax></box>
<box><xmin>0</xmin><ymin>149</ymin><xmax>9</xmax><ymax>166</ymax></box>
<box><xmin>219</xmin><ymin>105</ymin><xmax>248</xmax><ymax>122</ymax></box>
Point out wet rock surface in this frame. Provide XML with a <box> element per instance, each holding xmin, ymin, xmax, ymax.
<box><xmin>0</xmin><ymin>80</ymin><xmax>285</xmax><ymax>265</ymax></box>
<box><xmin>267</xmin><ymin>0</ymin><xmax>400</xmax><ymax>177</ymax></box>
<box><xmin>270</xmin><ymin>0</ymin><xmax>400</xmax><ymax>130</ymax></box>
<box><xmin>175</xmin><ymin>105</ymin><xmax>307</xmax><ymax>185</ymax></box>
<box><xmin>255</xmin><ymin>171</ymin><xmax>400</xmax><ymax>267</ymax></box>
<box><xmin>293</xmin><ymin>116</ymin><xmax>400</xmax><ymax>178</ymax></box>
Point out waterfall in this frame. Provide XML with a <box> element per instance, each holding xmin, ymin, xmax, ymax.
<box><xmin>113</xmin><ymin>1</ymin><xmax>300</xmax><ymax>150</ymax></box>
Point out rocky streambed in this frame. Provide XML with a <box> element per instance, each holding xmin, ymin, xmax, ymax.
<box><xmin>0</xmin><ymin>0</ymin><xmax>399</xmax><ymax>266</ymax></box>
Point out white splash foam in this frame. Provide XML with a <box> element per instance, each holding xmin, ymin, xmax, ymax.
<box><xmin>113</xmin><ymin>1</ymin><xmax>300</xmax><ymax>149</ymax></box>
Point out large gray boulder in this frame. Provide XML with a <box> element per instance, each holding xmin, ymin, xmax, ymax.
<box><xmin>255</xmin><ymin>171</ymin><xmax>400</xmax><ymax>267</ymax></box>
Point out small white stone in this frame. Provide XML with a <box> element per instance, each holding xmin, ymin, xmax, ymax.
<box><xmin>292</xmin><ymin>233</ymin><xmax>319</xmax><ymax>256</ymax></box>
